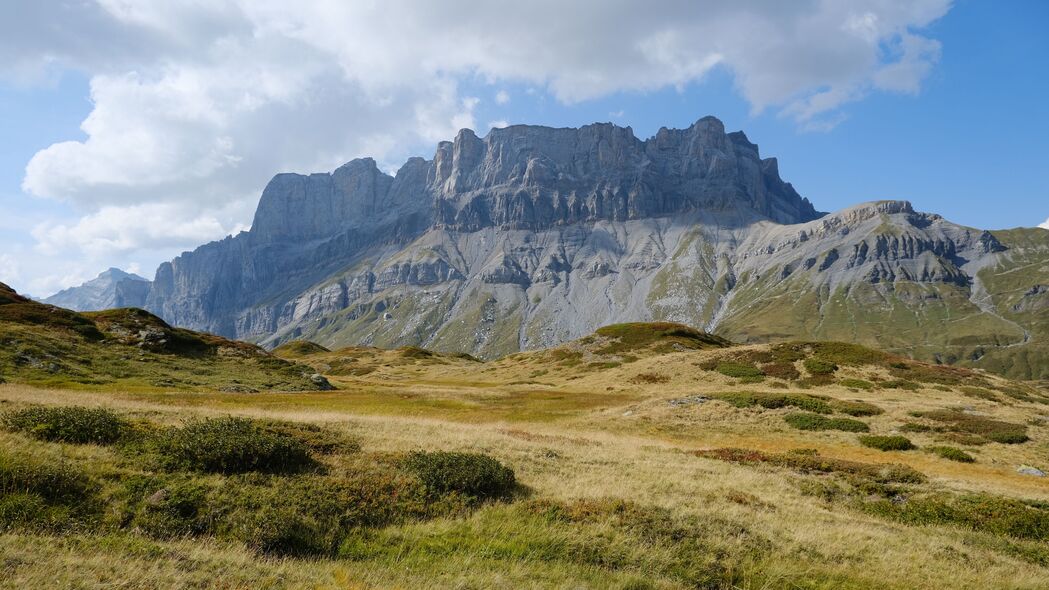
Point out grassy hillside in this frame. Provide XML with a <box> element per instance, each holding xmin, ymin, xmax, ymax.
<box><xmin>2</xmin><ymin>318</ymin><xmax>1048</xmax><ymax>588</ymax></box>
<box><xmin>0</xmin><ymin>282</ymin><xmax>325</xmax><ymax>392</ymax></box>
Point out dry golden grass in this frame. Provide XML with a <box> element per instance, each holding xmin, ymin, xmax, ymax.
<box><xmin>1</xmin><ymin>338</ymin><xmax>1048</xmax><ymax>588</ymax></box>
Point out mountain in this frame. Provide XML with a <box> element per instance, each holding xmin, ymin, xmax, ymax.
<box><xmin>0</xmin><ymin>281</ymin><xmax>329</xmax><ymax>391</ymax></box>
<box><xmin>142</xmin><ymin>116</ymin><xmax>1049</xmax><ymax>379</ymax></box>
<box><xmin>43</xmin><ymin>268</ymin><xmax>151</xmax><ymax>312</ymax></box>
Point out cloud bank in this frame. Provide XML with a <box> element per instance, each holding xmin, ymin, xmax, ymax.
<box><xmin>1</xmin><ymin>0</ymin><xmax>952</xmax><ymax>291</ymax></box>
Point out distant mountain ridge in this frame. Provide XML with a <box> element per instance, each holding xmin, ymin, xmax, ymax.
<box><xmin>133</xmin><ymin>116</ymin><xmax>1049</xmax><ymax>379</ymax></box>
<box><xmin>43</xmin><ymin>268</ymin><xmax>151</xmax><ymax>312</ymax></box>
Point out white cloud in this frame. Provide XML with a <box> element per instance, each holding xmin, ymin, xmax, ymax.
<box><xmin>609</xmin><ymin>110</ymin><xmax>625</xmax><ymax>118</ymax></box>
<box><xmin>1040</xmin><ymin>217</ymin><xmax>1049</xmax><ymax>230</ymax></box>
<box><xmin>32</xmin><ymin>201</ymin><xmax>252</xmax><ymax>258</ymax></box>
<box><xmin>4</xmin><ymin>0</ymin><xmax>952</xmax><ymax>276</ymax></box>
<box><xmin>0</xmin><ymin>254</ymin><xmax>20</xmax><ymax>285</ymax></box>
<box><xmin>488</xmin><ymin>120</ymin><xmax>510</xmax><ymax>130</ymax></box>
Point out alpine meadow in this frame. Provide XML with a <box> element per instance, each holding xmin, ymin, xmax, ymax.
<box><xmin>2</xmin><ymin>2</ymin><xmax>1049</xmax><ymax>589</ymax></box>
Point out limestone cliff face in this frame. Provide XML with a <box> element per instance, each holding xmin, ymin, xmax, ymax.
<box><xmin>143</xmin><ymin>116</ymin><xmax>1049</xmax><ymax>379</ymax></box>
<box><xmin>430</xmin><ymin>117</ymin><xmax>819</xmax><ymax>230</ymax></box>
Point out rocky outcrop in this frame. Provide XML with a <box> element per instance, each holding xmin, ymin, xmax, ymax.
<box><xmin>43</xmin><ymin>268</ymin><xmax>151</xmax><ymax>312</ymax></box>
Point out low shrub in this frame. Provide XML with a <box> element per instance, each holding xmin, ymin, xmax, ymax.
<box><xmin>710</xmin><ymin>391</ymin><xmax>831</xmax><ymax>414</ymax></box>
<box><xmin>151</xmin><ymin>417</ymin><xmax>315</xmax><ymax>474</ymax></box>
<box><xmin>914</xmin><ymin>410</ymin><xmax>1029</xmax><ymax>444</ymax></box>
<box><xmin>959</xmin><ymin>386</ymin><xmax>999</xmax><ymax>402</ymax></box>
<box><xmin>715</xmin><ymin>362</ymin><xmax>763</xmax><ymax>380</ymax></box>
<box><xmin>803</xmin><ymin>358</ymin><xmax>837</xmax><ymax>376</ymax></box>
<box><xmin>883</xmin><ymin>380</ymin><xmax>921</xmax><ymax>391</ymax></box>
<box><xmin>830</xmin><ymin>399</ymin><xmax>883</xmax><ymax>416</ymax></box>
<box><xmin>858</xmin><ymin>435</ymin><xmax>915</xmax><ymax>451</ymax></box>
<box><xmin>696</xmin><ymin>447</ymin><xmax>925</xmax><ymax>484</ymax></box>
<box><xmin>215</xmin><ymin>473</ymin><xmax>425</xmax><ymax>556</ymax></box>
<box><xmin>927</xmin><ymin>446</ymin><xmax>975</xmax><ymax>463</ymax></box>
<box><xmin>404</xmin><ymin>451</ymin><xmax>515</xmax><ymax>501</ymax></box>
<box><xmin>761</xmin><ymin>362</ymin><xmax>800</xmax><ymax>381</ymax></box>
<box><xmin>862</xmin><ymin>493</ymin><xmax>1049</xmax><ymax>541</ymax></box>
<box><xmin>3</xmin><ymin>405</ymin><xmax>128</xmax><ymax>445</ymax></box>
<box><xmin>898</xmin><ymin>422</ymin><xmax>932</xmax><ymax>433</ymax></box>
<box><xmin>838</xmin><ymin>378</ymin><xmax>875</xmax><ymax>391</ymax></box>
<box><xmin>783</xmin><ymin>412</ymin><xmax>869</xmax><ymax>432</ymax></box>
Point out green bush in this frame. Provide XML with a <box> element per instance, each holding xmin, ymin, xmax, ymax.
<box><xmin>3</xmin><ymin>405</ymin><xmax>127</xmax><ymax>445</ymax></box>
<box><xmin>898</xmin><ymin>422</ymin><xmax>932</xmax><ymax>433</ymax></box>
<box><xmin>829</xmin><ymin>399</ymin><xmax>883</xmax><ymax>416</ymax></box>
<box><xmin>404</xmin><ymin>451</ymin><xmax>516</xmax><ymax>500</ymax></box>
<box><xmin>858</xmin><ymin>435</ymin><xmax>915</xmax><ymax>451</ymax></box>
<box><xmin>803</xmin><ymin>358</ymin><xmax>837</xmax><ymax>375</ymax></box>
<box><xmin>710</xmin><ymin>391</ymin><xmax>831</xmax><ymax>414</ymax></box>
<box><xmin>715</xmin><ymin>362</ymin><xmax>764</xmax><ymax>379</ymax></box>
<box><xmin>914</xmin><ymin>410</ymin><xmax>1029</xmax><ymax>444</ymax></box>
<box><xmin>783</xmin><ymin>412</ymin><xmax>869</xmax><ymax>432</ymax></box>
<box><xmin>696</xmin><ymin>447</ymin><xmax>925</xmax><ymax>484</ymax></box>
<box><xmin>838</xmin><ymin>378</ymin><xmax>875</xmax><ymax>390</ymax></box>
<box><xmin>927</xmin><ymin>446</ymin><xmax>975</xmax><ymax>463</ymax></box>
<box><xmin>214</xmin><ymin>473</ymin><xmax>429</xmax><ymax>556</ymax></box>
<box><xmin>862</xmin><ymin>493</ymin><xmax>1049</xmax><ymax>541</ymax></box>
<box><xmin>151</xmin><ymin>417</ymin><xmax>315</xmax><ymax>474</ymax></box>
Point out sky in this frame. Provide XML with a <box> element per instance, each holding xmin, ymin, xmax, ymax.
<box><xmin>1</xmin><ymin>0</ymin><xmax>1047</xmax><ymax>297</ymax></box>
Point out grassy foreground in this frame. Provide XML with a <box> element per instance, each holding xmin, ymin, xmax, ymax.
<box><xmin>1</xmin><ymin>320</ymin><xmax>1049</xmax><ymax>588</ymax></box>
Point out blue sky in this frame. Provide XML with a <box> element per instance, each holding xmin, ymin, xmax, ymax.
<box><xmin>1</xmin><ymin>0</ymin><xmax>1047</xmax><ymax>296</ymax></box>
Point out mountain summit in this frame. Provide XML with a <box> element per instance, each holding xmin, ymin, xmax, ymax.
<box><xmin>44</xmin><ymin>268</ymin><xmax>151</xmax><ymax>312</ymax></box>
<box><xmin>142</xmin><ymin>117</ymin><xmax>1049</xmax><ymax>379</ymax></box>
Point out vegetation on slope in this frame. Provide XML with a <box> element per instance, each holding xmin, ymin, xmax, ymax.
<box><xmin>0</xmin><ymin>282</ymin><xmax>324</xmax><ymax>392</ymax></box>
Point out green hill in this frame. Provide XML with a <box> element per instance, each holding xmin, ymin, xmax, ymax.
<box><xmin>0</xmin><ymin>282</ymin><xmax>326</xmax><ymax>392</ymax></box>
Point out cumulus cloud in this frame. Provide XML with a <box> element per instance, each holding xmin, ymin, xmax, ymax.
<box><xmin>3</xmin><ymin>0</ymin><xmax>951</xmax><ymax>288</ymax></box>
<box><xmin>1040</xmin><ymin>217</ymin><xmax>1049</xmax><ymax>230</ymax></box>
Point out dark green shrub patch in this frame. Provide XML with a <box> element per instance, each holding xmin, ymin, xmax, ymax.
<box><xmin>927</xmin><ymin>446</ymin><xmax>975</xmax><ymax>463</ymax></box>
<box><xmin>803</xmin><ymin>358</ymin><xmax>837</xmax><ymax>376</ymax></box>
<box><xmin>838</xmin><ymin>379</ymin><xmax>875</xmax><ymax>391</ymax></box>
<box><xmin>710</xmin><ymin>392</ymin><xmax>831</xmax><ymax>414</ymax></box>
<box><xmin>3</xmin><ymin>405</ymin><xmax>128</xmax><ymax>445</ymax></box>
<box><xmin>784</xmin><ymin>412</ymin><xmax>869</xmax><ymax>432</ymax></box>
<box><xmin>760</xmin><ymin>362</ymin><xmax>800</xmax><ymax>380</ymax></box>
<box><xmin>404</xmin><ymin>451</ymin><xmax>516</xmax><ymax>501</ymax></box>
<box><xmin>829</xmin><ymin>399</ymin><xmax>883</xmax><ymax>416</ymax></box>
<box><xmin>696</xmin><ymin>447</ymin><xmax>925</xmax><ymax>484</ymax></box>
<box><xmin>151</xmin><ymin>417</ymin><xmax>315</xmax><ymax>474</ymax></box>
<box><xmin>914</xmin><ymin>410</ymin><xmax>1029</xmax><ymax>444</ymax></box>
<box><xmin>883</xmin><ymin>380</ymin><xmax>921</xmax><ymax>391</ymax></box>
<box><xmin>715</xmin><ymin>362</ymin><xmax>764</xmax><ymax>380</ymax></box>
<box><xmin>862</xmin><ymin>493</ymin><xmax>1049</xmax><ymax>541</ymax></box>
<box><xmin>898</xmin><ymin>422</ymin><xmax>932</xmax><ymax>433</ymax></box>
<box><xmin>858</xmin><ymin>435</ymin><xmax>915</xmax><ymax>451</ymax></box>
<box><xmin>593</xmin><ymin>322</ymin><xmax>728</xmax><ymax>355</ymax></box>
